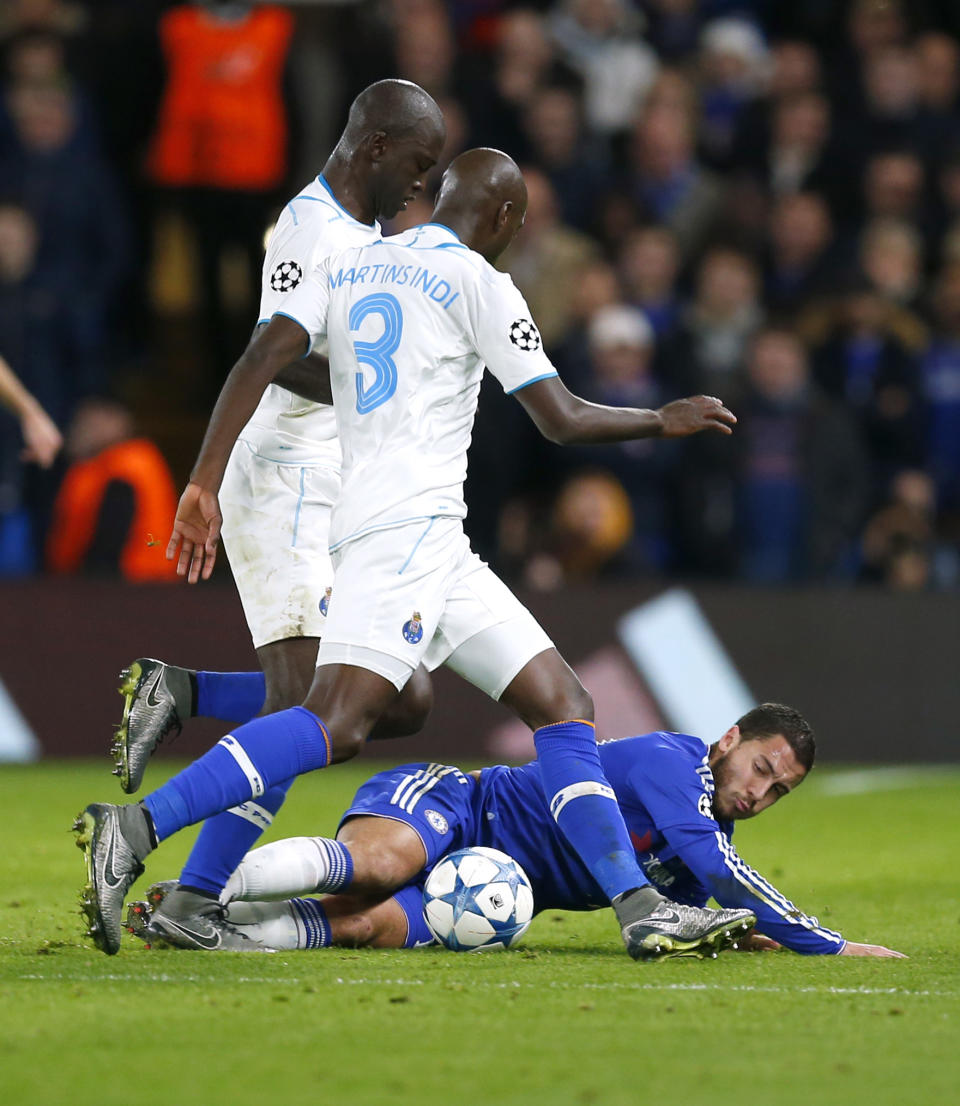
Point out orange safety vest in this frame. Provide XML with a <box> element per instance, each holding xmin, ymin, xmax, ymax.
<box><xmin>46</xmin><ymin>439</ymin><xmax>180</xmax><ymax>582</ymax></box>
<box><xmin>147</xmin><ymin>4</ymin><xmax>293</xmax><ymax>191</ymax></box>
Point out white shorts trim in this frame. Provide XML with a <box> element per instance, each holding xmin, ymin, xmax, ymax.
<box><xmin>316</xmin><ymin>642</ymin><xmax>414</xmax><ymax>692</ymax></box>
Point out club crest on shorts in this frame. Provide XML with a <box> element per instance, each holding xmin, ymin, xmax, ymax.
<box><xmin>424</xmin><ymin>809</ymin><xmax>448</xmax><ymax>834</ymax></box>
<box><xmin>270</xmin><ymin>259</ymin><xmax>303</xmax><ymax>292</ymax></box>
<box><xmin>402</xmin><ymin>611</ymin><xmax>423</xmax><ymax>644</ymax></box>
<box><xmin>319</xmin><ymin>586</ymin><xmax>332</xmax><ymax>616</ymax></box>
<box><xmin>508</xmin><ymin>317</ymin><xmax>541</xmax><ymax>351</ymax></box>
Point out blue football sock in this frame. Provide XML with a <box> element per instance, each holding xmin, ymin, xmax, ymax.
<box><xmin>195</xmin><ymin>671</ymin><xmax>267</xmax><ymax>724</ymax></box>
<box><xmin>534</xmin><ymin>719</ymin><xmax>648</xmax><ymax>903</ymax></box>
<box><xmin>143</xmin><ymin>706</ymin><xmax>332</xmax><ymax>842</ymax></box>
<box><xmin>290</xmin><ymin>897</ymin><xmax>332</xmax><ymax>948</ymax></box>
<box><xmin>178</xmin><ymin>777</ymin><xmax>296</xmax><ymax>897</ymax></box>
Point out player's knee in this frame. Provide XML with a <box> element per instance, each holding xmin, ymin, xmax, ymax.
<box><xmin>330</xmin><ymin>909</ymin><xmax>377</xmax><ymax>948</ymax></box>
<box><xmin>349</xmin><ymin>847</ymin><xmax>409</xmax><ymax>894</ymax></box>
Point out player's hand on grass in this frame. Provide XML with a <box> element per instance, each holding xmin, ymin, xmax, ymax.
<box><xmin>166</xmin><ymin>481</ymin><xmax>222</xmax><ymax>583</ymax></box>
<box><xmin>839</xmin><ymin>941</ymin><xmax>907</xmax><ymax>958</ymax></box>
<box><xmin>657</xmin><ymin>395</ymin><xmax>736</xmax><ymax>438</ymax></box>
<box><xmin>735</xmin><ymin>929</ymin><xmax>782</xmax><ymax>952</ymax></box>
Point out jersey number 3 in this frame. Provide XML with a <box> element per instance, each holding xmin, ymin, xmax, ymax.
<box><xmin>350</xmin><ymin>293</ymin><xmax>402</xmax><ymax>414</ymax></box>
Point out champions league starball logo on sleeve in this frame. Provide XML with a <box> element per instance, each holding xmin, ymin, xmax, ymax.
<box><xmin>270</xmin><ymin>259</ymin><xmax>303</xmax><ymax>293</ymax></box>
<box><xmin>508</xmin><ymin>318</ymin><xmax>541</xmax><ymax>351</ymax></box>
<box><xmin>402</xmin><ymin>611</ymin><xmax>424</xmax><ymax>644</ymax></box>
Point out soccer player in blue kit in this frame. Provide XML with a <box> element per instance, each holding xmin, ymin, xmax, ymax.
<box><xmin>75</xmin><ymin>149</ymin><xmax>753</xmax><ymax>962</ymax></box>
<box><xmin>128</xmin><ymin>704</ymin><xmax>903</xmax><ymax>958</ymax></box>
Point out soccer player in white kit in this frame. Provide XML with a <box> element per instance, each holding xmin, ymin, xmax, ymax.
<box><xmin>77</xmin><ymin>150</ymin><xmax>745</xmax><ymax>961</ymax></box>
<box><xmin>113</xmin><ymin>82</ymin><xmax>443</xmax><ymax>793</ymax></box>
<box><xmin>86</xmin><ymin>81</ymin><xmax>444</xmax><ymax>951</ymax></box>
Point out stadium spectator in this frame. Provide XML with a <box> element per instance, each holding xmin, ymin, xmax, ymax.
<box><xmin>498</xmin><ymin>166</ymin><xmax>599</xmax><ymax>350</ymax></box>
<box><xmin>914</xmin><ymin>31</ymin><xmax>960</xmax><ymax>129</ymax></box>
<box><xmin>728</xmin><ymin>39</ymin><xmax>823</xmax><ymax>181</ymax></box>
<box><xmin>0</xmin><ymin>81</ymin><xmax>128</xmax><ymax>384</ymax></box>
<box><xmin>146</xmin><ymin>0</ymin><xmax>294</xmax><ymax>374</ymax></box>
<box><xmin>696</xmin><ymin>17</ymin><xmax>769</xmax><ymax>170</ymax></box>
<box><xmin>459</xmin><ymin>8</ymin><xmax>580</xmax><ymax>158</ymax></box>
<box><xmin>0</xmin><ymin>351</ymin><xmax>62</xmax><ymax>575</ymax></box>
<box><xmin>861</xmin><ymin>468</ymin><xmax>939</xmax><ymax>590</ymax></box>
<box><xmin>549</xmin><ymin>0</ymin><xmax>659</xmax><ymax>140</ymax></box>
<box><xmin>523</xmin><ymin>470</ymin><xmax>635</xmax><ymax>589</ymax></box>
<box><xmin>660</xmin><ymin>246</ymin><xmax>763</xmax><ymax>396</ymax></box>
<box><xmin>522</xmin><ymin>84</ymin><xmax>607</xmax><ymax>233</ymax></box>
<box><xmin>858</xmin><ymin>218</ymin><xmax>924</xmax><ymax>311</ymax></box>
<box><xmin>391</xmin><ymin>0</ymin><xmax>455</xmax><ymax>100</ymax></box>
<box><xmin>570</xmin><ymin>305</ymin><xmax>674</xmax><ymax>570</ymax></box>
<box><xmin>736</xmin><ymin>327</ymin><xmax>870</xmax><ymax>582</ymax></box>
<box><xmin>672</xmin><ymin>326</ymin><xmax>869</xmax><ymax>581</ymax></box>
<box><xmin>754</xmin><ymin>92</ymin><xmax>834</xmax><ymax>201</ymax></box>
<box><xmin>764</xmin><ymin>191</ymin><xmax>835</xmax><ymax>313</ymax></box>
<box><xmin>919</xmin><ymin>265</ymin><xmax>960</xmax><ymax>511</ymax></box>
<box><xmin>46</xmin><ymin>398</ymin><xmax>178</xmax><ymax>581</ymax></box>
<box><xmin>641</xmin><ymin>0</ymin><xmax>704</xmax><ymax>63</ymax></box>
<box><xmin>860</xmin><ymin>150</ymin><xmax>925</xmax><ymax>230</ymax></box>
<box><xmin>811</xmin><ymin>282</ymin><xmax>924</xmax><ymax>498</ymax></box>
<box><xmin>617</xmin><ymin>224</ymin><xmax>681</xmax><ymax>339</ymax></box>
<box><xmin>619</xmin><ymin>69</ymin><xmax>726</xmax><ymax>262</ymax></box>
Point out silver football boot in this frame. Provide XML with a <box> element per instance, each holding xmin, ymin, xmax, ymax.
<box><xmin>621</xmin><ymin>898</ymin><xmax>756</xmax><ymax>961</ymax></box>
<box><xmin>112</xmin><ymin>659</ymin><xmax>193</xmax><ymax>793</ymax></box>
<box><xmin>73</xmin><ymin>802</ymin><xmax>154</xmax><ymax>954</ymax></box>
<box><xmin>125</xmin><ymin>886</ymin><xmax>270</xmax><ymax>952</ymax></box>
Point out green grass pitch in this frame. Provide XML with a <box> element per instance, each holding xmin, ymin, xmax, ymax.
<box><xmin>1</xmin><ymin>759</ymin><xmax>957</xmax><ymax>1106</ymax></box>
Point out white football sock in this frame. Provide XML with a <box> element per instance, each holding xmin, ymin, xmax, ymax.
<box><xmin>222</xmin><ymin>836</ymin><xmax>351</xmax><ymax>903</ymax></box>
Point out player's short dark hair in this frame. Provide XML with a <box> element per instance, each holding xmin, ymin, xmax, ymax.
<box><xmin>735</xmin><ymin>703</ymin><xmax>816</xmax><ymax>772</ymax></box>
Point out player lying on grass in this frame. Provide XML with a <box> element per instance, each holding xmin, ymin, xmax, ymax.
<box><xmin>127</xmin><ymin>704</ymin><xmax>903</xmax><ymax>958</ymax></box>
<box><xmin>75</xmin><ymin>148</ymin><xmax>749</xmax><ymax>964</ymax></box>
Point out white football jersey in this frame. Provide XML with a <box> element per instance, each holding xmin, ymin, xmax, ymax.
<box><xmin>280</xmin><ymin>223</ymin><xmax>558</xmax><ymax>550</ymax></box>
<box><xmin>240</xmin><ymin>174</ymin><xmax>381</xmax><ymax>464</ymax></box>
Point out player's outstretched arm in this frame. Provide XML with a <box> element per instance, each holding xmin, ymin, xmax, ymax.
<box><xmin>512</xmin><ymin>376</ymin><xmax>736</xmax><ymax>445</ymax></box>
<box><xmin>839</xmin><ymin>941</ymin><xmax>907</xmax><ymax>958</ymax></box>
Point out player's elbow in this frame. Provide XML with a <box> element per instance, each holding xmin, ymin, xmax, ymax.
<box><xmin>536</xmin><ymin>414</ymin><xmax>578</xmax><ymax>446</ymax></box>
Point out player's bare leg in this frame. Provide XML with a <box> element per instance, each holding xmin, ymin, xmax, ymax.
<box><xmin>256</xmin><ymin>636</ymin><xmax>321</xmax><ymax>714</ymax></box>
<box><xmin>301</xmin><ymin>663</ymin><xmax>408</xmax><ymax>761</ymax></box>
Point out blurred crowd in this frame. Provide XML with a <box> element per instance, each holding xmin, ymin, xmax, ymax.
<box><xmin>2</xmin><ymin>0</ymin><xmax>960</xmax><ymax>591</ymax></box>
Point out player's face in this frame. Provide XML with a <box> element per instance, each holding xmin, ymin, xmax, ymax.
<box><xmin>710</xmin><ymin>731</ymin><xmax>806</xmax><ymax>821</ymax></box>
<box><xmin>376</xmin><ymin>124</ymin><xmax>444</xmax><ymax>219</ymax></box>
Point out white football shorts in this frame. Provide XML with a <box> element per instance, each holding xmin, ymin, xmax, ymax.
<box><xmin>219</xmin><ymin>439</ymin><xmax>341</xmax><ymax>649</ymax></box>
<box><xmin>316</xmin><ymin>516</ymin><xmax>553</xmax><ymax>696</ymax></box>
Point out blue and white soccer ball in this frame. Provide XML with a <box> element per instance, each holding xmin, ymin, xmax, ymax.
<box><xmin>423</xmin><ymin>846</ymin><xmax>534</xmax><ymax>952</ymax></box>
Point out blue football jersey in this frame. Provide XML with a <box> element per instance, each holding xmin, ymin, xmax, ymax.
<box><xmin>476</xmin><ymin>732</ymin><xmax>844</xmax><ymax>955</ymax></box>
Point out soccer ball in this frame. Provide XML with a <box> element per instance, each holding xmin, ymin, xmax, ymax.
<box><xmin>423</xmin><ymin>847</ymin><xmax>534</xmax><ymax>952</ymax></box>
